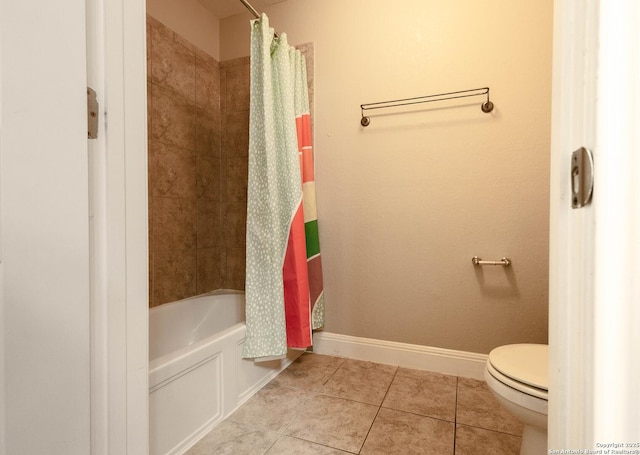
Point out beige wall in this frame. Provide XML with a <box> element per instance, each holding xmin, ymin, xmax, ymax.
<box><xmin>221</xmin><ymin>0</ymin><xmax>553</xmax><ymax>354</ymax></box>
<box><xmin>147</xmin><ymin>0</ymin><xmax>220</xmax><ymax>60</ymax></box>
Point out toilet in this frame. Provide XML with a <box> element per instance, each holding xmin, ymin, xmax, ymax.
<box><xmin>484</xmin><ymin>344</ymin><xmax>548</xmax><ymax>455</ymax></box>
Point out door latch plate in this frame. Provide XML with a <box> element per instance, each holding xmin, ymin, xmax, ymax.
<box><xmin>571</xmin><ymin>147</ymin><xmax>594</xmax><ymax>209</ymax></box>
<box><xmin>87</xmin><ymin>87</ymin><xmax>98</xmax><ymax>139</ymax></box>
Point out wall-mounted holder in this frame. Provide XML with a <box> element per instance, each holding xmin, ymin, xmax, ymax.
<box><xmin>472</xmin><ymin>256</ymin><xmax>511</xmax><ymax>267</ymax></box>
<box><xmin>360</xmin><ymin>87</ymin><xmax>494</xmax><ymax>127</ymax></box>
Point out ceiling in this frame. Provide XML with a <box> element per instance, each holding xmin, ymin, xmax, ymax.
<box><xmin>197</xmin><ymin>0</ymin><xmax>289</xmax><ymax>19</ymax></box>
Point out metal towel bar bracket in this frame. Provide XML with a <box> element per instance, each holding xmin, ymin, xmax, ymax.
<box><xmin>472</xmin><ymin>256</ymin><xmax>511</xmax><ymax>267</ymax></box>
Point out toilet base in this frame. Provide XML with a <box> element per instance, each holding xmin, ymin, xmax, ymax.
<box><xmin>520</xmin><ymin>424</ymin><xmax>547</xmax><ymax>455</ymax></box>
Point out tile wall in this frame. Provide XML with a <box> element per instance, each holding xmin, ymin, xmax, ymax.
<box><xmin>147</xmin><ymin>16</ymin><xmax>248</xmax><ymax>307</ymax></box>
<box><xmin>220</xmin><ymin>56</ymin><xmax>251</xmax><ymax>293</ymax></box>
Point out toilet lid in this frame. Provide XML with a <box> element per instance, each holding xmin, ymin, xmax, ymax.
<box><xmin>488</xmin><ymin>344</ymin><xmax>548</xmax><ymax>391</ymax></box>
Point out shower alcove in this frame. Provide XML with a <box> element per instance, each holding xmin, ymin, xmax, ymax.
<box><xmin>145</xmin><ymin>4</ymin><xmax>314</xmax><ymax>454</ymax></box>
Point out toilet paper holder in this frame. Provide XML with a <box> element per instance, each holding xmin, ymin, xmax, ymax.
<box><xmin>472</xmin><ymin>256</ymin><xmax>511</xmax><ymax>267</ymax></box>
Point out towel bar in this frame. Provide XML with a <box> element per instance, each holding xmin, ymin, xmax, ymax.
<box><xmin>472</xmin><ymin>256</ymin><xmax>511</xmax><ymax>267</ymax></box>
<box><xmin>359</xmin><ymin>87</ymin><xmax>494</xmax><ymax>127</ymax></box>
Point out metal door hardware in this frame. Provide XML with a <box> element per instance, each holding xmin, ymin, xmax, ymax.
<box><xmin>571</xmin><ymin>147</ymin><xmax>594</xmax><ymax>208</ymax></box>
<box><xmin>87</xmin><ymin>87</ymin><xmax>98</xmax><ymax>139</ymax></box>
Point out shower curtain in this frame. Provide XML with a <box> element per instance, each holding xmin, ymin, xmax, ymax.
<box><xmin>243</xmin><ymin>14</ymin><xmax>325</xmax><ymax>359</ymax></box>
<box><xmin>294</xmin><ymin>49</ymin><xmax>326</xmax><ymax>333</ymax></box>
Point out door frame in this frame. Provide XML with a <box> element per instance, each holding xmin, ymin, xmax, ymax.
<box><xmin>90</xmin><ymin>0</ymin><xmax>149</xmax><ymax>453</ymax></box>
<box><xmin>549</xmin><ymin>0</ymin><xmax>598</xmax><ymax>446</ymax></box>
<box><xmin>549</xmin><ymin>0</ymin><xmax>640</xmax><ymax>448</ymax></box>
<box><xmin>90</xmin><ymin>0</ymin><xmax>640</xmax><ymax>451</ymax></box>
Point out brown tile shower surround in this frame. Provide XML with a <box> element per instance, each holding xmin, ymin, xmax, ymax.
<box><xmin>187</xmin><ymin>354</ymin><xmax>523</xmax><ymax>455</ymax></box>
<box><xmin>147</xmin><ymin>16</ymin><xmax>249</xmax><ymax>306</ymax></box>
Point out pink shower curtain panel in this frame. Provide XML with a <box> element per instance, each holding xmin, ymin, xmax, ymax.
<box><xmin>283</xmin><ymin>205</ymin><xmax>311</xmax><ymax>348</ymax></box>
<box><xmin>296</xmin><ymin>97</ymin><xmax>325</xmax><ymax>332</ymax></box>
<box><xmin>283</xmin><ymin>50</ymin><xmax>324</xmax><ymax>348</ymax></box>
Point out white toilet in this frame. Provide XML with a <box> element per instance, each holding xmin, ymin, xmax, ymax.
<box><xmin>484</xmin><ymin>344</ymin><xmax>548</xmax><ymax>455</ymax></box>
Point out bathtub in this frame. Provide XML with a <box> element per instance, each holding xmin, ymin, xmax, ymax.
<box><xmin>149</xmin><ymin>290</ymin><xmax>301</xmax><ymax>455</ymax></box>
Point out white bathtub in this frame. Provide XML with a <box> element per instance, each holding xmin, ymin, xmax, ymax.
<box><xmin>149</xmin><ymin>290</ymin><xmax>301</xmax><ymax>455</ymax></box>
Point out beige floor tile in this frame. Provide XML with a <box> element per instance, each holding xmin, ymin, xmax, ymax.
<box><xmin>185</xmin><ymin>420</ymin><xmax>279</xmax><ymax>455</ymax></box>
<box><xmin>229</xmin><ymin>382</ymin><xmax>310</xmax><ymax>432</ymax></box>
<box><xmin>266</xmin><ymin>436</ymin><xmax>352</xmax><ymax>454</ymax></box>
<box><xmin>454</xmin><ymin>424</ymin><xmax>521</xmax><ymax>455</ymax></box>
<box><xmin>187</xmin><ymin>359</ymin><xmax>530</xmax><ymax>454</ymax></box>
<box><xmin>272</xmin><ymin>353</ymin><xmax>344</xmax><ymax>392</ymax></box>
<box><xmin>321</xmin><ymin>358</ymin><xmax>397</xmax><ymax>405</ymax></box>
<box><xmin>456</xmin><ymin>378</ymin><xmax>523</xmax><ymax>436</ymax></box>
<box><xmin>361</xmin><ymin>407</ymin><xmax>454</xmax><ymax>455</ymax></box>
<box><xmin>285</xmin><ymin>394</ymin><xmax>379</xmax><ymax>453</ymax></box>
<box><xmin>382</xmin><ymin>373</ymin><xmax>457</xmax><ymax>421</ymax></box>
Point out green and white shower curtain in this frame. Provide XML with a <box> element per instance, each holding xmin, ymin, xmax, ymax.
<box><xmin>243</xmin><ymin>14</ymin><xmax>325</xmax><ymax>360</ymax></box>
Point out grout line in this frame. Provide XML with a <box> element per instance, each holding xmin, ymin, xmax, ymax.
<box><xmin>455</xmin><ymin>422</ymin><xmax>524</xmax><ymax>438</ymax></box>
<box><xmin>321</xmin><ymin>358</ymin><xmax>344</xmax><ymax>387</ymax></box>
<box><xmin>378</xmin><ymin>365</ymin><xmax>398</xmax><ymax>408</ymax></box>
<box><xmin>453</xmin><ymin>376</ymin><xmax>459</xmax><ymax>455</ymax></box>
<box><xmin>375</xmin><ymin>405</ymin><xmax>458</xmax><ymax>425</ymax></box>
<box><xmin>356</xmin><ymin>366</ymin><xmax>399</xmax><ymax>454</ymax></box>
<box><xmin>262</xmin><ymin>434</ymin><xmax>280</xmax><ymax>455</ymax></box>
<box><xmin>287</xmin><ymin>435</ymin><xmax>360</xmax><ymax>455</ymax></box>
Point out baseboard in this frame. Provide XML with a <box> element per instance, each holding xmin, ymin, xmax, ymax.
<box><xmin>312</xmin><ymin>332</ymin><xmax>488</xmax><ymax>380</ymax></box>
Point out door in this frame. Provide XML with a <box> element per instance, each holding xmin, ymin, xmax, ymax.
<box><xmin>1</xmin><ymin>0</ymin><xmax>149</xmax><ymax>453</ymax></box>
<box><xmin>0</xmin><ymin>0</ymin><xmax>91</xmax><ymax>453</ymax></box>
<box><xmin>549</xmin><ymin>0</ymin><xmax>640</xmax><ymax>448</ymax></box>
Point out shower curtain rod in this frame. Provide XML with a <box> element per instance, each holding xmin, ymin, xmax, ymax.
<box><xmin>240</xmin><ymin>0</ymin><xmax>260</xmax><ymax>19</ymax></box>
<box><xmin>239</xmin><ymin>0</ymin><xmax>280</xmax><ymax>36</ymax></box>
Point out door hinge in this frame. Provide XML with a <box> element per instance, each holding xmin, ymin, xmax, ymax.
<box><xmin>571</xmin><ymin>147</ymin><xmax>594</xmax><ymax>208</ymax></box>
<box><xmin>87</xmin><ymin>87</ymin><xmax>99</xmax><ymax>139</ymax></box>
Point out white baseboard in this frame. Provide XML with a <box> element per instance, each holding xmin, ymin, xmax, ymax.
<box><xmin>312</xmin><ymin>332</ymin><xmax>488</xmax><ymax>380</ymax></box>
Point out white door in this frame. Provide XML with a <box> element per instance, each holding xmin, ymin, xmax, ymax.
<box><xmin>1</xmin><ymin>0</ymin><xmax>149</xmax><ymax>453</ymax></box>
<box><xmin>0</xmin><ymin>0</ymin><xmax>91</xmax><ymax>453</ymax></box>
<box><xmin>549</xmin><ymin>0</ymin><xmax>640</xmax><ymax>448</ymax></box>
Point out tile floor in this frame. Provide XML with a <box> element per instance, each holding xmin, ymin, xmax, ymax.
<box><xmin>186</xmin><ymin>353</ymin><xmax>523</xmax><ymax>454</ymax></box>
